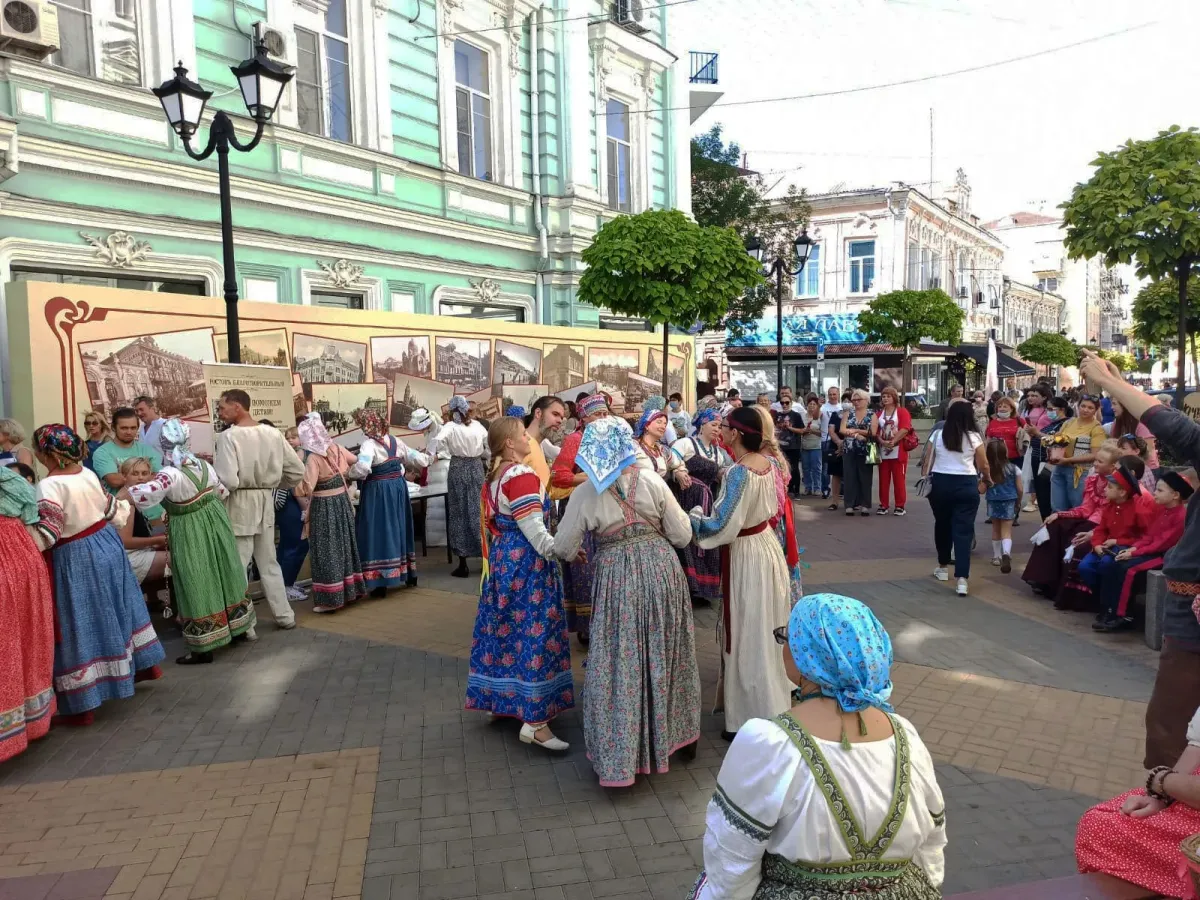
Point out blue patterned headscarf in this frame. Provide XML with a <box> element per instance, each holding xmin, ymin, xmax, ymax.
<box><xmin>577</xmin><ymin>417</ymin><xmax>637</xmax><ymax>493</ymax></box>
<box><xmin>644</xmin><ymin>395</ymin><xmax>667</xmax><ymax>413</ymax></box>
<box><xmin>448</xmin><ymin>395</ymin><xmax>469</xmax><ymax>423</ymax></box>
<box><xmin>693</xmin><ymin>407</ymin><xmax>721</xmax><ymax>430</ymax></box>
<box><xmin>504</xmin><ymin>405</ymin><xmax>526</xmax><ymax>419</ymax></box>
<box><xmin>787</xmin><ymin>593</ymin><xmax>894</xmax><ymax>715</ymax></box>
<box><xmin>669</xmin><ymin>413</ymin><xmax>690</xmax><ymax>436</ymax></box>
<box><xmin>633</xmin><ymin>408</ymin><xmax>667</xmax><ymax>438</ymax></box>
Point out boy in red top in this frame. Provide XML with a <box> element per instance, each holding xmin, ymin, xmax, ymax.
<box><xmin>1090</xmin><ymin>471</ymin><xmax>1194</xmax><ymax>633</ymax></box>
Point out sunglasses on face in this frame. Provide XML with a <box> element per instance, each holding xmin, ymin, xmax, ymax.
<box><xmin>1121</xmin><ymin>433</ymin><xmax>1138</xmax><ymax>442</ymax></box>
<box><xmin>773</xmin><ymin>626</ymin><xmax>788</xmax><ymax>645</ymax></box>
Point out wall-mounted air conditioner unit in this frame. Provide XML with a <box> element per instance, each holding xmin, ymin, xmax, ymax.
<box><xmin>0</xmin><ymin>0</ymin><xmax>59</xmax><ymax>59</ymax></box>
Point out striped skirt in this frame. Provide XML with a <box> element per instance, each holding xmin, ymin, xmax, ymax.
<box><xmin>447</xmin><ymin>456</ymin><xmax>485</xmax><ymax>559</ymax></box>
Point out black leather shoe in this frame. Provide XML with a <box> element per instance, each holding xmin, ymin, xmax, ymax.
<box><xmin>176</xmin><ymin>652</ymin><xmax>214</xmax><ymax>665</ymax></box>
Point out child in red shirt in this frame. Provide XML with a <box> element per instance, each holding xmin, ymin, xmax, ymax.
<box><xmin>1091</xmin><ymin>471</ymin><xmax>1193</xmax><ymax>632</ymax></box>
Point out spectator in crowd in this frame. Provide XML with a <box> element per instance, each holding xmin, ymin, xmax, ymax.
<box><xmin>725</xmin><ymin>388</ymin><xmax>741</xmax><ymax>408</ymax></box>
<box><xmin>10</xmin><ymin>462</ymin><xmax>36</xmax><ymax>485</ymax></box>
<box><xmin>970</xmin><ymin>391</ymin><xmax>990</xmax><ymax>434</ymax></box>
<box><xmin>985</xmin><ymin>394</ymin><xmax>1027</xmax><ymax>525</ymax></box>
<box><xmin>1079</xmin><ymin>351</ymin><xmax>1200</xmax><ymax>771</ymax></box>
<box><xmin>925</xmin><ymin>399</ymin><xmax>988</xmax><ymax>596</ymax></box>
<box><xmin>756</xmin><ymin>392</ymin><xmax>771</xmax><ymax>409</ymax></box>
<box><xmin>1106</xmin><ymin>397</ymin><xmax>1159</xmax><ymax>472</ymax></box>
<box><xmin>275</xmin><ymin>426</ymin><xmax>309</xmax><ymax>601</ymax></box>
<box><xmin>825</xmin><ymin>395</ymin><xmax>846</xmax><ymax>511</ymax></box>
<box><xmin>91</xmin><ymin>408</ymin><xmax>164</xmax><ymax>521</ymax></box>
<box><xmin>872</xmin><ymin>386</ymin><xmax>912</xmax><ymax>516</ymax></box>
<box><xmin>839</xmin><ymin>389</ymin><xmax>875</xmax><ymax>516</ymax></box>
<box><xmin>1116</xmin><ymin>434</ymin><xmax>1158</xmax><ymax>493</ymax></box>
<box><xmin>984</xmin><ymin>439</ymin><xmax>1022</xmax><ymax>572</ymax></box>
<box><xmin>81</xmin><ymin>411</ymin><xmax>112</xmax><ymax>473</ymax></box>
<box><xmin>0</xmin><ymin>418</ymin><xmax>36</xmax><ymax>472</ymax></box>
<box><xmin>134</xmin><ymin>396</ymin><xmax>164</xmax><ymax>453</ymax></box>
<box><xmin>1047</xmin><ymin>395</ymin><xmax>1107</xmax><ymax>512</ymax></box>
<box><xmin>1021</xmin><ymin>385</ymin><xmax>1054</xmax><ymax>511</ymax></box>
<box><xmin>114</xmin><ymin>457</ymin><xmax>168</xmax><ymax>588</ymax></box>
<box><xmin>770</xmin><ymin>387</ymin><xmax>794</xmax><ymax>413</ymax></box>
<box><xmin>773</xmin><ymin>393</ymin><xmax>804</xmax><ymax>497</ymax></box>
<box><xmin>799</xmin><ymin>394</ymin><xmax>825</xmax><ymax>497</ymax></box>
<box><xmin>818</xmin><ymin>387</ymin><xmax>842</xmax><ymax>499</ymax></box>
<box><xmin>948</xmin><ymin>383</ymin><xmax>965</xmax><ymax>403</ymax></box>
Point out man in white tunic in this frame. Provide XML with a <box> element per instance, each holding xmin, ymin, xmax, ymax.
<box><xmin>214</xmin><ymin>390</ymin><xmax>304</xmax><ymax>629</ymax></box>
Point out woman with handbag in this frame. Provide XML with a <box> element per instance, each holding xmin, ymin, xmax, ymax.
<box><xmin>923</xmin><ymin>400</ymin><xmax>989</xmax><ymax>597</ymax></box>
<box><xmin>872</xmin><ymin>386</ymin><xmax>915</xmax><ymax>516</ymax></box>
<box><xmin>838</xmin><ymin>389</ymin><xmax>876</xmax><ymax>516</ymax></box>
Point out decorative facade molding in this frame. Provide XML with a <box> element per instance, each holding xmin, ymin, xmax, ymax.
<box><xmin>441</xmin><ymin>0</ymin><xmax>465</xmax><ymax>46</ymax></box>
<box><xmin>316</xmin><ymin>258</ymin><xmax>366</xmax><ymax>288</ymax></box>
<box><xmin>372</xmin><ymin>0</ymin><xmax>390</xmax><ymax>17</ymax></box>
<box><xmin>79</xmin><ymin>231</ymin><xmax>153</xmax><ymax>268</ymax></box>
<box><xmin>432</xmin><ymin>282</ymin><xmax>536</xmax><ymax>323</ymax></box>
<box><xmin>470</xmin><ymin>277</ymin><xmax>502</xmax><ymax>304</ymax></box>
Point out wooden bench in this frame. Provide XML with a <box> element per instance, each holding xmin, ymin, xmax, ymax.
<box><xmin>947</xmin><ymin>872</ymin><xmax>1159</xmax><ymax>899</ymax></box>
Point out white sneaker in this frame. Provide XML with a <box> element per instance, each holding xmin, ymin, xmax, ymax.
<box><xmin>244</xmin><ymin>626</ymin><xmax>258</xmax><ymax>642</ymax></box>
<box><xmin>933</xmin><ymin>567</ymin><xmax>949</xmax><ymax>582</ymax></box>
<box><xmin>956</xmin><ymin>578</ymin><xmax>969</xmax><ymax>596</ymax></box>
<box><xmin>519</xmin><ymin>723</ymin><xmax>569</xmax><ymax>752</ymax></box>
<box><xmin>991</xmin><ymin>557</ymin><xmax>1002</xmax><ymax>567</ymax></box>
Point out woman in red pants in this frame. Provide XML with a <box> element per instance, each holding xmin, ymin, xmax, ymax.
<box><xmin>872</xmin><ymin>386</ymin><xmax>913</xmax><ymax>516</ymax></box>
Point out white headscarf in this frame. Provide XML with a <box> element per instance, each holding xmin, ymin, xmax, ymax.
<box><xmin>159</xmin><ymin>418</ymin><xmax>198</xmax><ymax>468</ymax></box>
<box><xmin>298</xmin><ymin>412</ymin><xmax>333</xmax><ymax>457</ymax></box>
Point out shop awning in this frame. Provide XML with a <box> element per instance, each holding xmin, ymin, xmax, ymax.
<box><xmin>955</xmin><ymin>344</ymin><xmax>1036</xmax><ymax>378</ymax></box>
<box><xmin>726</xmin><ymin>342</ymin><xmax>958</xmax><ymax>359</ymax></box>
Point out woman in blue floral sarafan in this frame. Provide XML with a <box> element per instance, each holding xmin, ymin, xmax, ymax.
<box><xmin>465</xmin><ymin>417</ymin><xmax>580</xmax><ymax>752</ymax></box>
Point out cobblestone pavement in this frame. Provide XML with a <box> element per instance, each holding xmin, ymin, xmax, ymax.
<box><xmin>0</xmin><ymin>474</ymin><xmax>1162</xmax><ymax>898</ymax></box>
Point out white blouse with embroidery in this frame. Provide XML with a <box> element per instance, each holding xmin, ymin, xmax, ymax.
<box><xmin>430</xmin><ymin>420</ymin><xmax>489</xmax><ymax>460</ymax></box>
<box><xmin>671</xmin><ymin>436</ymin><xmax>731</xmax><ymax>468</ymax></box>
<box><xmin>127</xmin><ymin>460</ymin><xmax>230</xmax><ymax>510</ymax></box>
<box><xmin>349</xmin><ymin>436</ymin><xmax>432</xmax><ymax>481</ymax></box>
<box><xmin>698</xmin><ymin>715</ymin><xmax>946</xmax><ymax>900</ymax></box>
<box><xmin>31</xmin><ymin>467</ymin><xmax>130</xmax><ymax>550</ymax></box>
<box><xmin>488</xmin><ymin>463</ymin><xmax>560</xmax><ymax>559</ymax></box>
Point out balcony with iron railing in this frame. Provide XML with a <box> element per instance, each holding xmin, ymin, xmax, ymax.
<box><xmin>689</xmin><ymin>51</ymin><xmax>719</xmax><ymax>85</ymax></box>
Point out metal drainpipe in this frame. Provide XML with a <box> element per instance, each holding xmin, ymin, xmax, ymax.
<box><xmin>530</xmin><ymin>6</ymin><xmax>549</xmax><ymax>319</ymax></box>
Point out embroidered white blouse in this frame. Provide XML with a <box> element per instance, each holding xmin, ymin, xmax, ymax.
<box><xmin>487</xmin><ymin>463</ymin><xmax>563</xmax><ymax>559</ymax></box>
<box><xmin>671</xmin><ymin>436</ymin><xmax>731</xmax><ymax>468</ymax></box>
<box><xmin>697</xmin><ymin>715</ymin><xmax>946</xmax><ymax>900</ymax></box>
<box><xmin>430</xmin><ymin>420</ymin><xmax>489</xmax><ymax>460</ymax></box>
<box><xmin>553</xmin><ymin>467</ymin><xmax>693</xmax><ymax>559</ymax></box>
<box><xmin>349</xmin><ymin>436</ymin><xmax>431</xmax><ymax>481</ymax></box>
<box><xmin>30</xmin><ymin>467</ymin><xmax>131</xmax><ymax>550</ymax></box>
<box><xmin>127</xmin><ymin>460</ymin><xmax>230</xmax><ymax>509</ymax></box>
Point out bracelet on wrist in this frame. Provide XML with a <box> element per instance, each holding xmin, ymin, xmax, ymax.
<box><xmin>1147</xmin><ymin>766</ymin><xmax>1175</xmax><ymax>802</ymax></box>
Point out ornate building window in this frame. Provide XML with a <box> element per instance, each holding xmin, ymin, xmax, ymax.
<box><xmin>605</xmin><ymin>98</ymin><xmax>632</xmax><ymax>212</ymax></box>
<box><xmin>453</xmin><ymin>40</ymin><xmax>494</xmax><ymax>181</ymax></box>
<box><xmin>46</xmin><ymin>0</ymin><xmax>181</xmax><ymax>87</ymax></box>
<box><xmin>295</xmin><ymin>0</ymin><xmax>353</xmax><ymax>142</ymax></box>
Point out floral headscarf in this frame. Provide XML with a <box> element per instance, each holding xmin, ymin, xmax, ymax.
<box><xmin>669</xmin><ymin>413</ymin><xmax>690</xmax><ymax>436</ymax></box>
<box><xmin>696</xmin><ymin>395</ymin><xmax>720</xmax><ymax>413</ymax></box>
<box><xmin>633</xmin><ymin>408</ymin><xmax>667</xmax><ymax>439</ymax></box>
<box><xmin>693</xmin><ymin>407</ymin><xmax>721</xmax><ymax>430</ymax></box>
<box><xmin>159</xmin><ymin>418</ymin><xmax>198</xmax><ymax>468</ymax></box>
<box><xmin>505</xmin><ymin>405</ymin><xmax>526</xmax><ymax>419</ymax></box>
<box><xmin>577</xmin><ymin>393</ymin><xmax>609</xmax><ymax>420</ymax></box>
<box><xmin>33</xmin><ymin>424</ymin><xmax>85</xmax><ymax>467</ymax></box>
<box><xmin>298</xmin><ymin>412</ymin><xmax>333</xmax><ymax>457</ymax></box>
<box><xmin>787</xmin><ymin>593</ymin><xmax>894</xmax><ymax>717</ymax></box>
<box><xmin>644</xmin><ymin>395</ymin><xmax>667</xmax><ymax>413</ymax></box>
<box><xmin>448</xmin><ymin>395</ymin><xmax>470</xmax><ymax>424</ymax></box>
<box><xmin>356</xmin><ymin>409</ymin><xmax>388</xmax><ymax>441</ymax></box>
<box><xmin>0</xmin><ymin>465</ymin><xmax>38</xmax><ymax>524</ymax></box>
<box><xmin>577</xmin><ymin>417</ymin><xmax>637</xmax><ymax>493</ymax></box>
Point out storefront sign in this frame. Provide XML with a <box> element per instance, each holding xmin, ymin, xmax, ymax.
<box><xmin>727</xmin><ymin>313</ymin><xmax>866</xmax><ymax>348</ymax></box>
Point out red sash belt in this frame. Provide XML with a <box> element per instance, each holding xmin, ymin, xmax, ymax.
<box><xmin>720</xmin><ymin>521</ymin><xmax>772</xmax><ymax>653</ymax></box>
<box><xmin>43</xmin><ymin>518</ymin><xmax>109</xmax><ymax>643</ymax></box>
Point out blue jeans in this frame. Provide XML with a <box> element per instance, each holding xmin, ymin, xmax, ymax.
<box><xmin>928</xmin><ymin>473</ymin><xmax>981</xmax><ymax>579</ymax></box>
<box><xmin>1050</xmin><ymin>464</ymin><xmax>1085</xmax><ymax>512</ymax></box>
<box><xmin>801</xmin><ymin>448</ymin><xmax>823</xmax><ymax>494</ymax></box>
<box><xmin>276</xmin><ymin>492</ymin><xmax>309</xmax><ymax>587</ymax></box>
<box><xmin>821</xmin><ymin>441</ymin><xmax>832</xmax><ymax>493</ymax></box>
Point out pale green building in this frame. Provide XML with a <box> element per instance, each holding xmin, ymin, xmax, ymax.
<box><xmin>0</xmin><ymin>0</ymin><xmax>696</xmax><ymax>409</ymax></box>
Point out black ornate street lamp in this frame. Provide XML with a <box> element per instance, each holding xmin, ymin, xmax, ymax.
<box><xmin>152</xmin><ymin>38</ymin><xmax>293</xmax><ymax>363</ymax></box>
<box><xmin>747</xmin><ymin>230</ymin><xmax>815</xmax><ymax>397</ymax></box>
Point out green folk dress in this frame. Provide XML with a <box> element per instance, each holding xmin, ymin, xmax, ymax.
<box><xmin>134</xmin><ymin>461</ymin><xmax>255</xmax><ymax>653</ymax></box>
<box><xmin>688</xmin><ymin>712</ymin><xmax>946</xmax><ymax>900</ymax></box>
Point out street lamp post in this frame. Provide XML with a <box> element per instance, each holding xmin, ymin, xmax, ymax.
<box><xmin>152</xmin><ymin>36</ymin><xmax>294</xmax><ymax>364</ymax></box>
<box><xmin>746</xmin><ymin>231</ymin><xmax>815</xmax><ymax>398</ymax></box>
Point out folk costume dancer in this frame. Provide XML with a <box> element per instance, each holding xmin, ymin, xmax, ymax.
<box><xmin>690</xmin><ymin>407</ymin><xmax>794</xmax><ymax>739</ymax></box>
<box><xmin>549</xmin><ymin>392</ymin><xmax>611</xmax><ymax>645</ymax></box>
<box><xmin>351</xmin><ymin>410</ymin><xmax>430</xmax><ymax>594</ymax></box>
<box><xmin>214</xmin><ymin>390</ymin><xmax>304</xmax><ymax>629</ymax></box>
<box><xmin>29</xmin><ymin>425</ymin><xmax>165</xmax><ymax>726</ymax></box>
<box><xmin>126</xmin><ymin>419</ymin><xmax>254</xmax><ymax>664</ymax></box>
<box><xmin>555</xmin><ymin>416</ymin><xmax>700</xmax><ymax>786</ymax></box>
<box><xmin>753</xmin><ymin>406</ymin><xmax>804</xmax><ymax>606</ymax></box>
<box><xmin>296</xmin><ymin>413</ymin><xmax>366</xmax><ymax>612</ymax></box>
<box><xmin>0</xmin><ymin>466</ymin><xmax>55</xmax><ymax>762</ymax></box>
<box><xmin>671</xmin><ymin>408</ymin><xmax>732</xmax><ymax>606</ymax></box>
<box><xmin>432</xmin><ymin>396</ymin><xmax>489</xmax><ymax>579</ymax></box>
<box><xmin>466</xmin><ymin>417</ymin><xmax>577</xmax><ymax>751</ymax></box>
<box><xmin>634</xmin><ymin>407</ymin><xmax>687</xmax><ymax>488</ymax></box>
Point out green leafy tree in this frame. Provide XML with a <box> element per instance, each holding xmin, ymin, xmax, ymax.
<box><xmin>1062</xmin><ymin>126</ymin><xmax>1200</xmax><ymax>406</ymax></box>
<box><xmin>857</xmin><ymin>289</ymin><xmax>964</xmax><ymax>395</ymax></box>
<box><xmin>690</xmin><ymin>125</ymin><xmax>811</xmax><ymax>336</ymax></box>
<box><xmin>1017</xmin><ymin>332</ymin><xmax>1078</xmax><ymax>370</ymax></box>
<box><xmin>579</xmin><ymin>209</ymin><xmax>764</xmax><ymax>393</ymax></box>
<box><xmin>1131</xmin><ymin>276</ymin><xmax>1200</xmax><ymax>385</ymax></box>
<box><xmin>1097</xmin><ymin>349</ymin><xmax>1136</xmax><ymax>372</ymax></box>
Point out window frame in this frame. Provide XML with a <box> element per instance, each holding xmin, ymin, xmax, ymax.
<box><xmin>45</xmin><ymin>0</ymin><xmax>180</xmax><ymax>88</ymax></box>
<box><xmin>453</xmin><ymin>38</ymin><xmax>495</xmax><ymax>182</ymax></box>
<box><xmin>292</xmin><ymin>0</ymin><xmax>354</xmax><ymax>144</ymax></box>
<box><xmin>846</xmin><ymin>239</ymin><xmax>876</xmax><ymax>295</ymax></box>
<box><xmin>796</xmin><ymin>242</ymin><xmax>820</xmax><ymax>298</ymax></box>
<box><xmin>605</xmin><ymin>97</ymin><xmax>632</xmax><ymax>213</ymax></box>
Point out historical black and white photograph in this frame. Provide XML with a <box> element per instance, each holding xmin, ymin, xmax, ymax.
<box><xmin>391</xmin><ymin>373</ymin><xmax>453</xmax><ymax>429</ymax></box>
<box><xmin>293</xmin><ymin>334</ymin><xmax>367</xmax><ymax>386</ymax></box>
<box><xmin>310</xmin><ymin>383</ymin><xmax>388</xmax><ymax>441</ymax></box>
<box><xmin>79</xmin><ymin>327</ymin><xmax>215</xmax><ymax>420</ymax></box>
<box><xmin>647</xmin><ymin>348</ymin><xmax>686</xmax><ymax>397</ymax></box>
<box><xmin>542</xmin><ymin>343</ymin><xmax>585</xmax><ymax>394</ymax></box>
<box><xmin>492</xmin><ymin>340</ymin><xmax>541</xmax><ymax>385</ymax></box>
<box><xmin>215</xmin><ymin>329</ymin><xmax>290</xmax><ymax>368</ymax></box>
<box><xmin>435</xmin><ymin>336</ymin><xmax>492</xmax><ymax>393</ymax></box>
<box><xmin>587</xmin><ymin>347</ymin><xmax>640</xmax><ymax>395</ymax></box>
<box><xmin>371</xmin><ymin>335</ymin><xmax>432</xmax><ymax>384</ymax></box>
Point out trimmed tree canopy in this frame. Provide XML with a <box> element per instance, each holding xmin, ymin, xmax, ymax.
<box><xmin>1132</xmin><ymin>276</ymin><xmax>1200</xmax><ymax>349</ymax></box>
<box><xmin>578</xmin><ymin>208</ymin><xmax>764</xmax><ymax>330</ymax></box>
<box><xmin>857</xmin><ymin>289</ymin><xmax>965</xmax><ymax>351</ymax></box>
<box><xmin>1017</xmin><ymin>332</ymin><xmax>1078</xmax><ymax>369</ymax></box>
